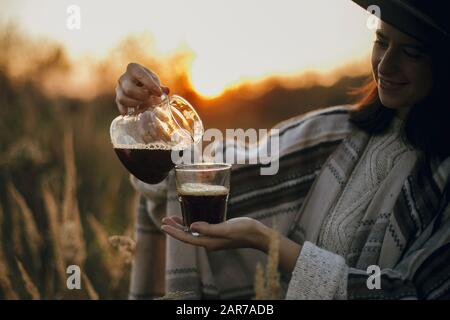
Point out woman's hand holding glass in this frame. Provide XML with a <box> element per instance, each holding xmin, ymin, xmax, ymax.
<box><xmin>161</xmin><ymin>216</ymin><xmax>272</xmax><ymax>252</ymax></box>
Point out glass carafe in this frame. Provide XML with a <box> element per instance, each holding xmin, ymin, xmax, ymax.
<box><xmin>110</xmin><ymin>94</ymin><xmax>203</xmax><ymax>184</ymax></box>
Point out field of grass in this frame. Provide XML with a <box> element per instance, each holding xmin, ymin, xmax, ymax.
<box><xmin>0</xmin><ymin>77</ymin><xmax>137</xmax><ymax>299</ymax></box>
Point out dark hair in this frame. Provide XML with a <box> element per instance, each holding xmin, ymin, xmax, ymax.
<box><xmin>349</xmin><ymin>43</ymin><xmax>450</xmax><ymax>160</ymax></box>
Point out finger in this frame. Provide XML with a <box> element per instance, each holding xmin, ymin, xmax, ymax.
<box><xmin>147</xmin><ymin>95</ymin><xmax>164</xmax><ymax>106</ymax></box>
<box><xmin>120</xmin><ymin>77</ymin><xmax>150</xmax><ymax>100</ymax></box>
<box><xmin>170</xmin><ymin>216</ymin><xmax>184</xmax><ymax>225</ymax></box>
<box><xmin>143</xmin><ymin>66</ymin><xmax>163</xmax><ymax>86</ymax></box>
<box><xmin>116</xmin><ymin>94</ymin><xmax>142</xmax><ymax>109</ymax></box>
<box><xmin>127</xmin><ymin>63</ymin><xmax>163</xmax><ymax>95</ymax></box>
<box><xmin>143</xmin><ymin>68</ymin><xmax>170</xmax><ymax>96</ymax></box>
<box><xmin>130</xmin><ymin>95</ymin><xmax>162</xmax><ymax>114</ymax></box>
<box><xmin>148</xmin><ymin>70</ymin><xmax>161</xmax><ymax>86</ymax></box>
<box><xmin>116</xmin><ymin>100</ymin><xmax>127</xmax><ymax>115</ymax></box>
<box><xmin>190</xmin><ymin>222</ymin><xmax>230</xmax><ymax>238</ymax></box>
<box><xmin>162</xmin><ymin>216</ymin><xmax>186</xmax><ymax>231</ymax></box>
<box><xmin>136</xmin><ymin>103</ymin><xmax>152</xmax><ymax>113</ymax></box>
<box><xmin>161</xmin><ymin>225</ymin><xmax>203</xmax><ymax>244</ymax></box>
<box><xmin>161</xmin><ymin>225</ymin><xmax>225</xmax><ymax>248</ymax></box>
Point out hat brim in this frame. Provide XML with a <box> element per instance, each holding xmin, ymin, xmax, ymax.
<box><xmin>352</xmin><ymin>0</ymin><xmax>449</xmax><ymax>44</ymax></box>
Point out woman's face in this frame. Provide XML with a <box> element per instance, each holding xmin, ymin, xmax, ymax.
<box><xmin>372</xmin><ymin>21</ymin><xmax>433</xmax><ymax>115</ymax></box>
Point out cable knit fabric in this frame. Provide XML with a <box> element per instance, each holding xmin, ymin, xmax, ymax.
<box><xmin>318</xmin><ymin>116</ymin><xmax>412</xmax><ymax>262</ymax></box>
<box><xmin>287</xmin><ymin>116</ymin><xmax>421</xmax><ymax>299</ymax></box>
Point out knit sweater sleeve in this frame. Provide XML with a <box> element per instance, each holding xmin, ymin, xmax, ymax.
<box><xmin>286</xmin><ymin>241</ymin><xmax>348</xmax><ymax>300</ymax></box>
<box><xmin>286</xmin><ymin>203</ymin><xmax>450</xmax><ymax>300</ymax></box>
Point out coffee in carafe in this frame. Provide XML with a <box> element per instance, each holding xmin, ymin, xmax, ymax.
<box><xmin>110</xmin><ymin>94</ymin><xmax>203</xmax><ymax>184</ymax></box>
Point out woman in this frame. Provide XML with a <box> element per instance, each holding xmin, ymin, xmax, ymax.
<box><xmin>115</xmin><ymin>0</ymin><xmax>450</xmax><ymax>299</ymax></box>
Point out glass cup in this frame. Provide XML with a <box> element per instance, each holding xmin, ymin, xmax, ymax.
<box><xmin>175</xmin><ymin>163</ymin><xmax>231</xmax><ymax>236</ymax></box>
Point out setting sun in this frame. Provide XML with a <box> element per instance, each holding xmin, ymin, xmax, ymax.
<box><xmin>0</xmin><ymin>0</ymin><xmax>375</xmax><ymax>98</ymax></box>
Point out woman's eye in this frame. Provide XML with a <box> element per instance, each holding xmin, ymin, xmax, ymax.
<box><xmin>374</xmin><ymin>40</ymin><xmax>388</xmax><ymax>49</ymax></box>
<box><xmin>403</xmin><ymin>50</ymin><xmax>423</xmax><ymax>59</ymax></box>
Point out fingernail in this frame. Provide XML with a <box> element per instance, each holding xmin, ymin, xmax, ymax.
<box><xmin>190</xmin><ymin>222</ymin><xmax>208</xmax><ymax>230</ymax></box>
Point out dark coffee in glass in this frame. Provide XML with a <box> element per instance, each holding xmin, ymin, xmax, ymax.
<box><xmin>175</xmin><ymin>163</ymin><xmax>231</xmax><ymax>235</ymax></box>
<box><xmin>178</xmin><ymin>183</ymin><xmax>229</xmax><ymax>226</ymax></box>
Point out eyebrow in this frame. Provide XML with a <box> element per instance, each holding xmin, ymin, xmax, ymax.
<box><xmin>376</xmin><ymin>31</ymin><xmax>387</xmax><ymax>40</ymax></box>
<box><xmin>375</xmin><ymin>31</ymin><xmax>426</xmax><ymax>52</ymax></box>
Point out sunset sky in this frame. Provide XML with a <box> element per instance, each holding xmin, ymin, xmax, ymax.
<box><xmin>0</xmin><ymin>0</ymin><xmax>376</xmax><ymax>98</ymax></box>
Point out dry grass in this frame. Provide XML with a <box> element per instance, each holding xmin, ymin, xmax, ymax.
<box><xmin>0</xmin><ymin>258</ymin><xmax>18</xmax><ymax>299</ymax></box>
<box><xmin>154</xmin><ymin>291</ymin><xmax>195</xmax><ymax>300</ymax></box>
<box><xmin>108</xmin><ymin>235</ymin><xmax>136</xmax><ymax>264</ymax></box>
<box><xmin>81</xmin><ymin>272</ymin><xmax>99</xmax><ymax>300</ymax></box>
<box><xmin>16</xmin><ymin>259</ymin><xmax>40</xmax><ymax>300</ymax></box>
<box><xmin>266</xmin><ymin>227</ymin><xmax>282</xmax><ymax>299</ymax></box>
<box><xmin>254</xmin><ymin>226</ymin><xmax>283</xmax><ymax>300</ymax></box>
<box><xmin>0</xmin><ymin>210</ymin><xmax>18</xmax><ymax>300</ymax></box>
<box><xmin>10</xmin><ymin>201</ymin><xmax>24</xmax><ymax>259</ymax></box>
<box><xmin>0</xmin><ymin>202</ymin><xmax>3</xmax><ymax>229</ymax></box>
<box><xmin>8</xmin><ymin>182</ymin><xmax>43</xmax><ymax>265</ymax></box>
<box><xmin>61</xmin><ymin>129</ymin><xmax>86</xmax><ymax>266</ymax></box>
<box><xmin>254</xmin><ymin>263</ymin><xmax>266</xmax><ymax>300</ymax></box>
<box><xmin>41</xmin><ymin>181</ymin><xmax>67</xmax><ymax>287</ymax></box>
<box><xmin>0</xmin><ymin>122</ymin><xmax>134</xmax><ymax>299</ymax></box>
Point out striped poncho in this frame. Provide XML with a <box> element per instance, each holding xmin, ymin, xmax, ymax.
<box><xmin>129</xmin><ymin>105</ymin><xmax>450</xmax><ymax>300</ymax></box>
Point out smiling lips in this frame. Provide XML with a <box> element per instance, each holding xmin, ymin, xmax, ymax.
<box><xmin>379</xmin><ymin>77</ymin><xmax>409</xmax><ymax>91</ymax></box>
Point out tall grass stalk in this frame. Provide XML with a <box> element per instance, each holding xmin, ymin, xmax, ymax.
<box><xmin>253</xmin><ymin>225</ymin><xmax>283</xmax><ymax>300</ymax></box>
<box><xmin>16</xmin><ymin>259</ymin><xmax>40</xmax><ymax>300</ymax></box>
<box><xmin>61</xmin><ymin>128</ymin><xmax>86</xmax><ymax>266</ymax></box>
<box><xmin>0</xmin><ymin>209</ymin><xmax>18</xmax><ymax>300</ymax></box>
<box><xmin>42</xmin><ymin>181</ymin><xmax>67</xmax><ymax>286</ymax></box>
<box><xmin>8</xmin><ymin>182</ymin><xmax>42</xmax><ymax>265</ymax></box>
<box><xmin>81</xmin><ymin>272</ymin><xmax>99</xmax><ymax>300</ymax></box>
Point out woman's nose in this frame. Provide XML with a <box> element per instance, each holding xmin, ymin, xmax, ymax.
<box><xmin>378</xmin><ymin>47</ymin><xmax>401</xmax><ymax>76</ymax></box>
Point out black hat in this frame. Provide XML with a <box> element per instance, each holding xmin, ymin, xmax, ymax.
<box><xmin>352</xmin><ymin>0</ymin><xmax>450</xmax><ymax>44</ymax></box>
